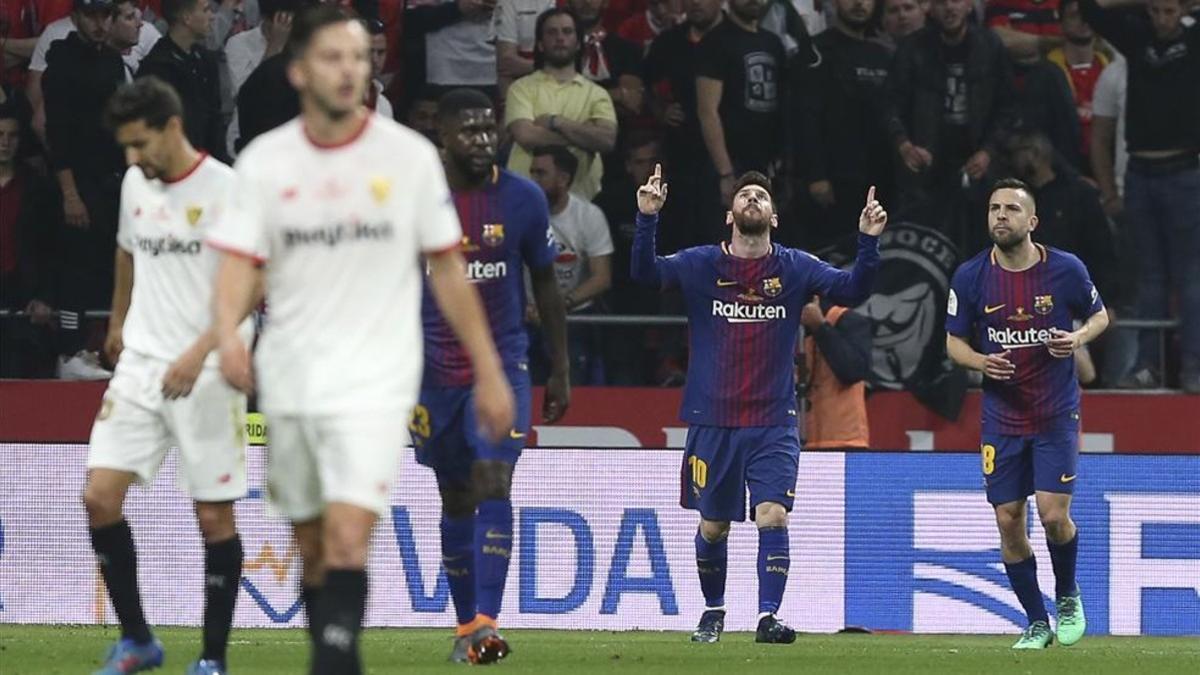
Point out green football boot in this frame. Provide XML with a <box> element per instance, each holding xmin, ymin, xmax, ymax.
<box><xmin>1012</xmin><ymin>620</ymin><xmax>1054</xmax><ymax>649</ymax></box>
<box><xmin>1056</xmin><ymin>593</ymin><xmax>1086</xmax><ymax>646</ymax></box>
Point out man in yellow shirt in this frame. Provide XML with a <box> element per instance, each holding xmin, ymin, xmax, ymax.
<box><xmin>505</xmin><ymin>7</ymin><xmax>618</xmax><ymax>199</ymax></box>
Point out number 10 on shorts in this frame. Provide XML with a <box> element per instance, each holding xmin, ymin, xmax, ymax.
<box><xmin>688</xmin><ymin>455</ymin><xmax>708</xmax><ymax>489</ymax></box>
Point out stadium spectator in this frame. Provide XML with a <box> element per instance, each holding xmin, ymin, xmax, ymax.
<box><xmin>882</xmin><ymin>0</ymin><xmax>1017</xmax><ymax>250</ymax></box>
<box><xmin>601</xmin><ymin>0</ymin><xmax>645</xmax><ymax>32</ymax></box>
<box><xmin>800</xmin><ymin>300</ymin><xmax>872</xmax><ymax>451</ymax></box>
<box><xmin>505</xmin><ymin>7</ymin><xmax>617</xmax><ymax>199</ymax></box>
<box><xmin>366</xmin><ymin>17</ymin><xmax>393</xmax><ymax>118</ymax></box>
<box><xmin>405</xmin><ymin>0</ymin><xmax>498</xmax><ymax>99</ymax></box>
<box><xmin>1082</xmin><ymin>0</ymin><xmax>1200</xmax><ymax>392</ymax></box>
<box><xmin>106</xmin><ymin>0</ymin><xmax>145</xmax><ymax>66</ymax></box>
<box><xmin>1046</xmin><ymin>0</ymin><xmax>1111</xmax><ymax>173</ymax></box>
<box><xmin>568</xmin><ymin>0</ymin><xmax>644</xmax><ymax>116</ymax></box>
<box><xmin>643</xmin><ymin>0</ymin><xmax>725</xmax><ymax>252</ymax></box>
<box><xmin>0</xmin><ymin>102</ymin><xmax>58</xmax><ymax>378</ymax></box>
<box><xmin>594</xmin><ymin>131</ymin><xmax>663</xmax><ymax>384</ymax></box>
<box><xmin>1010</xmin><ymin>52</ymin><xmax>1083</xmax><ymax>171</ymax></box>
<box><xmin>42</xmin><ymin>0</ymin><xmax>126</xmax><ymax>378</ymax></box>
<box><xmin>225</xmin><ymin>0</ymin><xmax>295</xmax><ymax>96</ymax></box>
<box><xmin>26</xmin><ymin>0</ymin><xmax>160</xmax><ymax>141</ymax></box>
<box><xmin>529</xmin><ymin>145</ymin><xmax>613</xmax><ymax>384</ymax></box>
<box><xmin>617</xmin><ymin>0</ymin><xmax>683</xmax><ymax>52</ymax></box>
<box><xmin>404</xmin><ymin>87</ymin><xmax>441</xmax><ymax>144</ymax></box>
<box><xmin>696</xmin><ymin>0</ymin><xmax>787</xmax><ymax>207</ymax></box>
<box><xmin>1006</xmin><ymin>130</ymin><xmax>1119</xmax><ymax>303</ymax></box>
<box><xmin>1</xmin><ymin>1</ymin><xmax>40</xmax><ymax>89</ymax></box>
<box><xmin>797</xmin><ymin>0</ymin><xmax>892</xmax><ymax>253</ymax></box>
<box><xmin>880</xmin><ymin>0</ymin><xmax>928</xmax><ymax>46</ymax></box>
<box><xmin>137</xmin><ymin>0</ymin><xmax>227</xmax><ymax>161</ymax></box>
<box><xmin>1089</xmin><ymin>56</ymin><xmax>1139</xmax><ymax>387</ymax></box>
<box><xmin>234</xmin><ymin>50</ymin><xmax>296</xmax><ymax>151</ymax></box>
<box><xmin>491</xmin><ymin>0</ymin><xmax>555</xmax><ymax>95</ymax></box>
<box><xmin>985</xmin><ymin>0</ymin><xmax>1065</xmax><ymax>62</ymax></box>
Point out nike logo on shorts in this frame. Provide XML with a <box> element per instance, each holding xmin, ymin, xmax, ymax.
<box><xmin>1060</xmin><ymin>473</ymin><xmax>1077</xmax><ymax>483</ymax></box>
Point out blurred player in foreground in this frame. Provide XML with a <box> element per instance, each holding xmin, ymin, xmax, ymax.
<box><xmin>412</xmin><ymin>88</ymin><xmax>570</xmax><ymax>664</ymax></box>
<box><xmin>631</xmin><ymin>165</ymin><xmax>887</xmax><ymax>643</ymax></box>
<box><xmin>946</xmin><ymin>178</ymin><xmax>1109</xmax><ymax>649</ymax></box>
<box><xmin>210</xmin><ymin>7</ymin><xmax>515</xmax><ymax>672</ymax></box>
<box><xmin>84</xmin><ymin>77</ymin><xmax>250</xmax><ymax>675</ymax></box>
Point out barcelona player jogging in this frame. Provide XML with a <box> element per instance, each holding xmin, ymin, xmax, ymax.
<box><xmin>631</xmin><ymin>165</ymin><xmax>887</xmax><ymax>643</ymax></box>
<box><xmin>946</xmin><ymin>178</ymin><xmax>1110</xmax><ymax>649</ymax></box>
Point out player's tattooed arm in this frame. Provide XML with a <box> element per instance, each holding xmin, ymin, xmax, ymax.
<box><xmin>947</xmin><ymin>334</ymin><xmax>1015</xmax><ymax>381</ymax></box>
<box><xmin>1046</xmin><ymin>309</ymin><xmax>1110</xmax><ymax>359</ymax></box>
<box><xmin>104</xmin><ymin>249</ymin><xmax>134</xmax><ymax>366</ymax></box>
<box><xmin>529</xmin><ymin>265</ymin><xmax>570</xmax><ymax>423</ymax></box>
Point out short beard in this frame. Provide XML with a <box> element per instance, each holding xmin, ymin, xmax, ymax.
<box><xmin>839</xmin><ymin>13</ymin><xmax>871</xmax><ymax>31</ymax></box>
<box><xmin>453</xmin><ymin>153</ymin><xmax>493</xmax><ymax>181</ymax></box>
<box><xmin>990</xmin><ymin>230</ymin><xmax>1027</xmax><ymax>252</ymax></box>
<box><xmin>730</xmin><ymin>3</ymin><xmax>764</xmax><ymax>23</ymax></box>
<box><xmin>544</xmin><ymin>50</ymin><xmax>577</xmax><ymax>68</ymax></box>
<box><xmin>734</xmin><ymin>213</ymin><xmax>771</xmax><ymax>236</ymax></box>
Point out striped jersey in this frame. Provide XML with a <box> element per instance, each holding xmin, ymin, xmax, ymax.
<box><xmin>421</xmin><ymin>167</ymin><xmax>556</xmax><ymax>388</ymax></box>
<box><xmin>632</xmin><ymin>213</ymin><xmax>881</xmax><ymax>427</ymax></box>
<box><xmin>946</xmin><ymin>244</ymin><xmax>1104</xmax><ymax>434</ymax></box>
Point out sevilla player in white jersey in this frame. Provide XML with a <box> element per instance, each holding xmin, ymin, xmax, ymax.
<box><xmin>82</xmin><ymin>77</ymin><xmax>253</xmax><ymax>675</ymax></box>
<box><xmin>209</xmin><ymin>6</ymin><xmax>515</xmax><ymax>672</ymax></box>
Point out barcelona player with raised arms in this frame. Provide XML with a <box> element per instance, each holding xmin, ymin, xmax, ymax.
<box><xmin>946</xmin><ymin>177</ymin><xmax>1109</xmax><ymax>649</ymax></box>
<box><xmin>412</xmin><ymin>89</ymin><xmax>571</xmax><ymax>665</ymax></box>
<box><xmin>632</xmin><ymin>165</ymin><xmax>887</xmax><ymax>643</ymax></box>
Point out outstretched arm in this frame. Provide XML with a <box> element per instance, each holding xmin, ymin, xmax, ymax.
<box><xmin>806</xmin><ymin>187</ymin><xmax>887</xmax><ymax>306</ymax></box>
<box><xmin>630</xmin><ymin>164</ymin><xmax>682</xmax><ymax>289</ymax></box>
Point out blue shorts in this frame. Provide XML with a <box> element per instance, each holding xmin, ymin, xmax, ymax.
<box><xmin>681</xmin><ymin>425</ymin><xmax>801</xmax><ymax>522</ymax></box>
<box><xmin>981</xmin><ymin>414</ymin><xmax>1080</xmax><ymax>505</ymax></box>
<box><xmin>411</xmin><ymin>367</ymin><xmax>532</xmax><ymax>486</ymax></box>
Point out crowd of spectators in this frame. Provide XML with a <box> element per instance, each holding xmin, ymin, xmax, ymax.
<box><xmin>0</xmin><ymin>0</ymin><xmax>1196</xmax><ymax>393</ymax></box>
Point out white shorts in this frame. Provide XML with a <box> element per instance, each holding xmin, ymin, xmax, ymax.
<box><xmin>88</xmin><ymin>350</ymin><xmax>248</xmax><ymax>502</ymax></box>
<box><xmin>265</xmin><ymin>409</ymin><xmax>410</xmax><ymax>521</ymax></box>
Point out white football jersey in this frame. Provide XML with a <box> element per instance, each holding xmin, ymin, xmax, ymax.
<box><xmin>206</xmin><ymin>116</ymin><xmax>462</xmax><ymax>415</ymax></box>
<box><xmin>118</xmin><ymin>155</ymin><xmax>251</xmax><ymax>367</ymax></box>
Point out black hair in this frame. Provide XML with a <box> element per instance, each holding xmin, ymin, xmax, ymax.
<box><xmin>623</xmin><ymin>128</ymin><xmax>661</xmax><ymax>157</ymax></box>
<box><xmin>988</xmin><ymin>177</ymin><xmax>1037</xmax><ymax>208</ymax></box>
<box><xmin>532</xmin><ymin>7</ymin><xmax>582</xmax><ymax>71</ymax></box>
<box><xmin>259</xmin><ymin>0</ymin><xmax>307</xmax><ymax>20</ymax></box>
<box><xmin>161</xmin><ymin>0</ymin><xmax>203</xmax><ymax>26</ymax></box>
<box><xmin>533</xmin><ymin>145</ymin><xmax>579</xmax><ymax>183</ymax></box>
<box><xmin>104</xmin><ymin>76</ymin><xmax>184</xmax><ymax>131</ymax></box>
<box><xmin>436</xmin><ymin>88</ymin><xmax>495</xmax><ymax>123</ymax></box>
<box><xmin>733</xmin><ymin>171</ymin><xmax>773</xmax><ymax>201</ymax></box>
<box><xmin>289</xmin><ymin>4</ymin><xmax>363</xmax><ymax>58</ymax></box>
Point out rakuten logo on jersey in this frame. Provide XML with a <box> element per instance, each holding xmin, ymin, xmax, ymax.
<box><xmin>134</xmin><ymin>235</ymin><xmax>202</xmax><ymax>257</ymax></box>
<box><xmin>711</xmin><ymin>300</ymin><xmax>787</xmax><ymax>323</ymax></box>
<box><xmin>466</xmin><ymin>260</ymin><xmax>507</xmax><ymax>282</ymax></box>
<box><xmin>987</xmin><ymin>326</ymin><xmax>1053</xmax><ymax>348</ymax></box>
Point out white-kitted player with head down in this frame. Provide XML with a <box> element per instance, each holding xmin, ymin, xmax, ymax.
<box><xmin>208</xmin><ymin>5</ymin><xmax>516</xmax><ymax>672</ymax></box>
<box><xmin>82</xmin><ymin>76</ymin><xmax>253</xmax><ymax>675</ymax></box>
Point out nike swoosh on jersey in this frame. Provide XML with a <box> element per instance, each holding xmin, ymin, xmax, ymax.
<box><xmin>716</xmin><ymin>279</ymin><xmax>738</xmax><ymax>287</ymax></box>
<box><xmin>984</xmin><ymin>304</ymin><xmax>1006</xmax><ymax>314</ymax></box>
<box><xmin>1060</xmin><ymin>473</ymin><xmax>1077</xmax><ymax>483</ymax></box>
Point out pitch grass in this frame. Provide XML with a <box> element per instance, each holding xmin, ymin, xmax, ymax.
<box><xmin>2</xmin><ymin>626</ymin><xmax>1198</xmax><ymax>674</ymax></box>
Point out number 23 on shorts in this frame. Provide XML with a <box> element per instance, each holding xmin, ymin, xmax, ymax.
<box><xmin>981</xmin><ymin>443</ymin><xmax>996</xmax><ymax>475</ymax></box>
<box><xmin>409</xmin><ymin>404</ymin><xmax>431</xmax><ymax>446</ymax></box>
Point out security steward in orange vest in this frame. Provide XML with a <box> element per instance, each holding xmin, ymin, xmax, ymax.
<box><xmin>798</xmin><ymin>300</ymin><xmax>871</xmax><ymax>450</ymax></box>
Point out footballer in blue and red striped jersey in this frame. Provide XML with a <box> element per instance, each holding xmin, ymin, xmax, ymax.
<box><xmin>411</xmin><ymin>90</ymin><xmax>568</xmax><ymax>664</ymax></box>
<box><xmin>632</xmin><ymin>166</ymin><xmax>887</xmax><ymax>644</ymax></box>
<box><xmin>945</xmin><ymin>178</ymin><xmax>1108</xmax><ymax>649</ymax></box>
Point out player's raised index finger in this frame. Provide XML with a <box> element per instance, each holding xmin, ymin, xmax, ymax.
<box><xmin>653</xmin><ymin>163</ymin><xmax>662</xmax><ymax>179</ymax></box>
<box><xmin>866</xmin><ymin>185</ymin><xmax>876</xmax><ymax>204</ymax></box>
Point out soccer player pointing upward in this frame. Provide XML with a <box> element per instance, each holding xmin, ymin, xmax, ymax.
<box><xmin>946</xmin><ymin>178</ymin><xmax>1109</xmax><ymax>649</ymax></box>
<box><xmin>632</xmin><ymin>165</ymin><xmax>887</xmax><ymax>643</ymax></box>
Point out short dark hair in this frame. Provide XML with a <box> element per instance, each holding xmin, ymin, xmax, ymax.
<box><xmin>105</xmin><ymin>77</ymin><xmax>184</xmax><ymax>131</ymax></box>
<box><xmin>161</xmin><ymin>0</ymin><xmax>202</xmax><ymax>25</ymax></box>
<box><xmin>260</xmin><ymin>0</ymin><xmax>306</xmax><ymax>20</ymax></box>
<box><xmin>532</xmin><ymin>8</ymin><xmax>580</xmax><ymax>70</ymax></box>
<box><xmin>733</xmin><ymin>171</ymin><xmax>772</xmax><ymax>201</ymax></box>
<box><xmin>0</xmin><ymin>99</ymin><xmax>22</xmax><ymax>126</ymax></box>
<box><xmin>437</xmin><ymin>88</ymin><xmax>494</xmax><ymax>123</ymax></box>
<box><xmin>988</xmin><ymin>177</ymin><xmax>1037</xmax><ymax>208</ymax></box>
<box><xmin>533</xmin><ymin>145</ymin><xmax>579</xmax><ymax>183</ymax></box>
<box><xmin>623</xmin><ymin>128</ymin><xmax>660</xmax><ymax>157</ymax></box>
<box><xmin>289</xmin><ymin>4</ymin><xmax>363</xmax><ymax>58</ymax></box>
<box><xmin>1058</xmin><ymin>0</ymin><xmax>1080</xmax><ymax>15</ymax></box>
